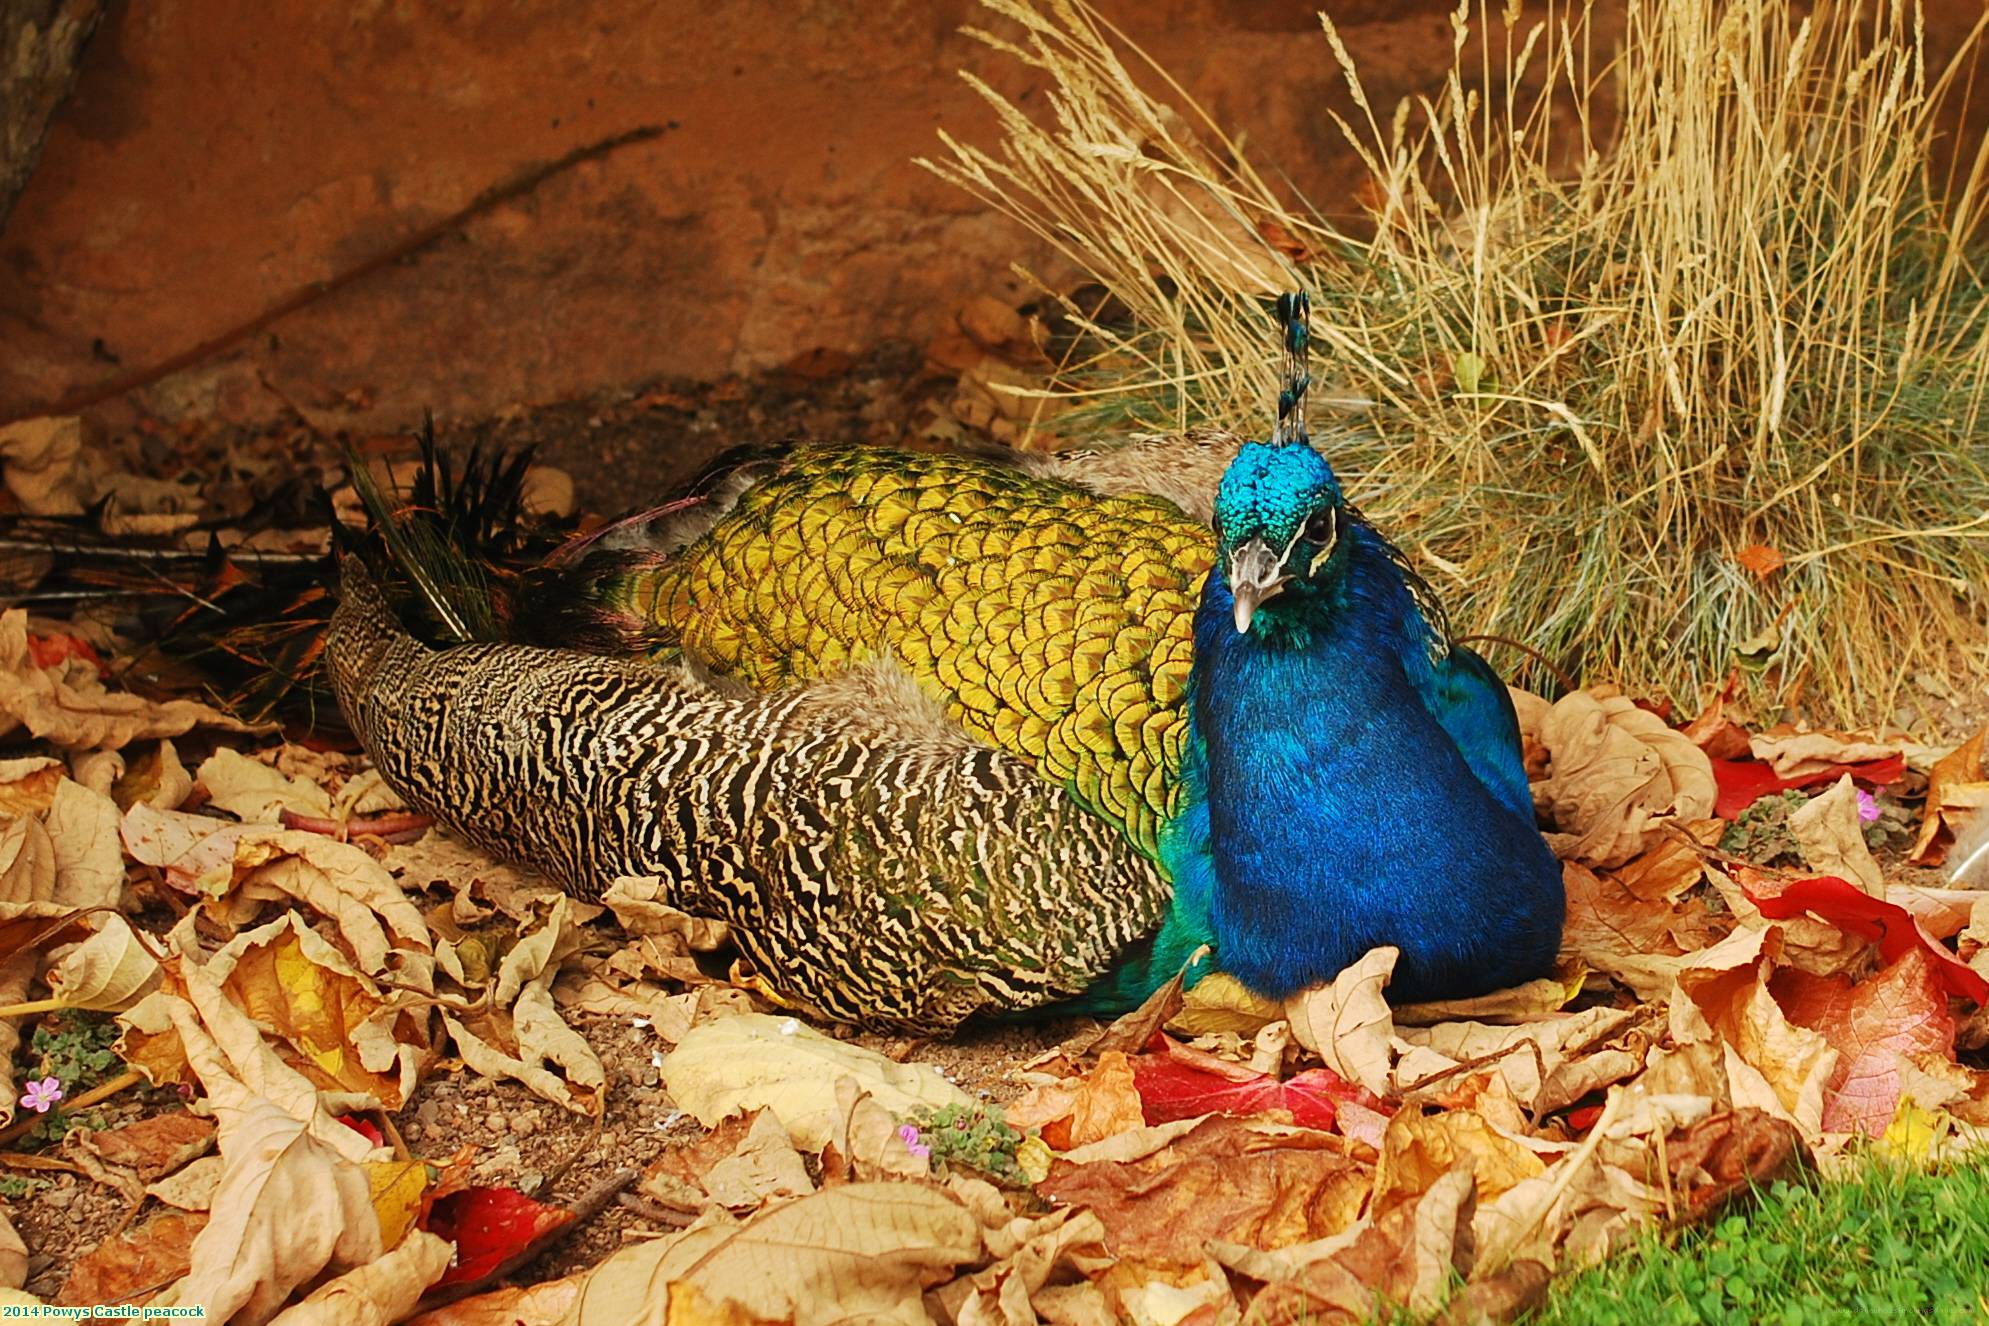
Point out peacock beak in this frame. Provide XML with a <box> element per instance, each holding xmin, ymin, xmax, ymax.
<box><xmin>1228</xmin><ymin>538</ymin><xmax>1289</xmax><ymax>633</ymax></box>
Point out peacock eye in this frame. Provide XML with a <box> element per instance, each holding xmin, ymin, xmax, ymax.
<box><xmin>1302</xmin><ymin>507</ymin><xmax>1337</xmax><ymax>546</ymax></box>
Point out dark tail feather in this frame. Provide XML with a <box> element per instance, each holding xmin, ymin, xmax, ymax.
<box><xmin>506</xmin><ymin>440</ymin><xmax>790</xmax><ymax>656</ymax></box>
<box><xmin>9</xmin><ymin>421</ymin><xmax>571</xmax><ymax>723</ymax></box>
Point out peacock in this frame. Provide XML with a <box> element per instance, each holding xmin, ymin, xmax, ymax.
<box><xmin>325</xmin><ymin>557</ymin><xmax>1171</xmax><ymax>1034</ymax></box>
<box><xmin>500</xmin><ymin>293</ymin><xmax>1566</xmax><ymax>1011</ymax></box>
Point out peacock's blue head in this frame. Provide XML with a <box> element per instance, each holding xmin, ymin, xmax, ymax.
<box><xmin>1212</xmin><ymin>440</ymin><xmax>1347</xmax><ymax>634</ymax></box>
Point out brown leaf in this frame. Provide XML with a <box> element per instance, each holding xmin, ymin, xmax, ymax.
<box><xmin>1676</xmin><ymin>929</ymin><xmax>1838</xmax><ymax>1137</ymax></box>
<box><xmin>1661</xmin><ymin>1108</ymin><xmax>1806</xmax><ymax>1225</ymax></box>
<box><xmin>73</xmin><ymin>1110</ymin><xmax>216</xmax><ymax>1181</ymax></box>
<box><xmin>206</xmin><ymin>913</ymin><xmax>430</xmax><ymax>1110</ymax></box>
<box><xmin>665</xmin><ymin>1107</ymin><xmax>817</xmax><ymax>1209</ymax></box>
<box><xmin>197</xmin><ymin>748</ymin><xmax>334</xmax><ymax>824</ymax></box>
<box><xmin>1732</xmin><ymin>544</ymin><xmax>1784</xmax><ymax>580</ymax></box>
<box><xmin>265</xmin><ymin>1229</ymin><xmax>454</xmax><ymax>1326</ymax></box>
<box><xmin>1511</xmin><ymin>687</ymin><xmax>1716</xmax><ymax>867</ymax></box>
<box><xmin>0</xmin><ymin>609</ymin><xmax>261</xmax><ymax>751</ymax></box>
<box><xmin>662</xmin><ymin>1012</ymin><xmax>965</xmax><ymax>1149</ymax></box>
<box><xmin>1286</xmin><ymin>946</ymin><xmax>1396</xmax><ymax>1097</ymax></box>
<box><xmin>403</xmin><ymin>1275</ymin><xmax>584</xmax><ymax>1326</ymax></box>
<box><xmin>1910</xmin><ymin>726</ymin><xmax>1989</xmax><ymax>867</ymax></box>
<box><xmin>555</xmin><ymin>1183</ymin><xmax>982</xmax><ymax>1326</ymax></box>
<box><xmin>1242</xmin><ymin>1166</ymin><xmax>1476</xmax><ymax>1325</ymax></box>
<box><xmin>1788</xmin><ymin>776</ymin><xmax>1884</xmax><ymax>896</ymax></box>
<box><xmin>151</xmin><ymin>1091</ymin><xmax>384</xmax><ymax>1325</ymax></box>
<box><xmin>55</xmin><ymin>1211</ymin><xmax>209</xmax><ymax>1306</ymax></box>
<box><xmin>1747</xmin><ymin>726</ymin><xmax>1901</xmax><ymax>778</ymax></box>
<box><xmin>1373</xmin><ymin>1110</ymin><xmax>1547</xmax><ymax>1213</ymax></box>
<box><xmin>1773</xmin><ymin>949</ymin><xmax>1956</xmax><ymax>1136</ymax></box>
<box><xmin>1039</xmin><ymin>1116</ymin><xmax>1370</xmax><ymax>1267</ymax></box>
<box><xmin>1006</xmin><ymin>1050</ymin><xmax>1145</xmax><ymax>1150</ymax></box>
<box><xmin>0</xmin><ymin>1210</ymin><xmax>20</xmax><ymax>1291</ymax></box>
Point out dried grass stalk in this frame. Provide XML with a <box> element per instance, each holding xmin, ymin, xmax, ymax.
<box><xmin>922</xmin><ymin>0</ymin><xmax>1989</xmax><ymax>723</ymax></box>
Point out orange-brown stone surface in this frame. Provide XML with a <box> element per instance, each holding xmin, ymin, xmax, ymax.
<box><xmin>0</xmin><ymin>1</ymin><xmax>1983</xmax><ymax>433</ymax></box>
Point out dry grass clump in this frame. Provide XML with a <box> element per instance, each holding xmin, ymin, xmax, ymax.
<box><xmin>922</xmin><ymin>0</ymin><xmax>1989</xmax><ymax>723</ymax></box>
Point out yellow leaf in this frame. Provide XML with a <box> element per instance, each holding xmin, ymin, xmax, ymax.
<box><xmin>1167</xmin><ymin>971</ymin><xmax>1281</xmax><ymax>1036</ymax></box>
<box><xmin>663</xmin><ymin>1014</ymin><xmax>968</xmax><ymax>1150</ymax></box>
<box><xmin>365</xmin><ymin>1159</ymin><xmax>435</xmax><ymax>1249</ymax></box>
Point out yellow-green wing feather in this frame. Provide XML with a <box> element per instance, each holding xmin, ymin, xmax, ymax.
<box><xmin>619</xmin><ymin>444</ymin><xmax>1213</xmax><ymax>855</ymax></box>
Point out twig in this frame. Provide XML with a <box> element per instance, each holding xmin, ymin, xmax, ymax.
<box><xmin>1</xmin><ymin>125</ymin><xmax>666</xmax><ymax>428</ymax></box>
<box><xmin>1454</xmin><ymin>633</ymin><xmax>1582</xmax><ymax>696</ymax></box>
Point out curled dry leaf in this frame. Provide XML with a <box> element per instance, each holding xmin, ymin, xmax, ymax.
<box><xmin>198</xmin><ymin>748</ymin><xmax>335</xmax><ymax>824</ymax></box>
<box><xmin>645</xmin><ymin>1107</ymin><xmax>815</xmax><ymax>1212</ymax></box>
<box><xmin>1373</xmin><ymin>1108</ymin><xmax>1544</xmax><ymax>1213</ymax></box>
<box><xmin>264</xmin><ymin>1230</ymin><xmax>453</xmax><ymax>1326</ymax></box>
<box><xmin>1285</xmin><ymin>946</ymin><xmax>1397</xmax><ymax>1097</ymax></box>
<box><xmin>826</xmin><ymin>1076</ymin><xmax>929</xmax><ymax>1184</ymax></box>
<box><xmin>1910</xmin><ymin>726</ymin><xmax>1989</xmax><ymax>867</ymax></box>
<box><xmin>150</xmin><ymin>1092</ymin><xmax>385</xmax><ymax>1326</ymax></box>
<box><xmin>1511</xmin><ymin>686</ymin><xmax>1716</xmax><ymax>867</ymax></box>
<box><xmin>551</xmin><ymin>1182</ymin><xmax>982</xmax><ymax>1326</ymax></box>
<box><xmin>444</xmin><ymin>897</ymin><xmax>603</xmax><ymax>1116</ymax></box>
<box><xmin>0</xmin><ymin>608</ymin><xmax>260</xmax><ymax>752</ymax></box>
<box><xmin>1788</xmin><ymin>776</ymin><xmax>1884</xmax><ymax>896</ymax></box>
<box><xmin>1006</xmin><ymin>1050</ymin><xmax>1145</xmax><ymax>1150</ymax></box>
<box><xmin>1675</xmin><ymin>927</ymin><xmax>1839</xmax><ymax>1139</ymax></box>
<box><xmin>1240</xmin><ymin>1165</ymin><xmax>1478</xmax><ymax>1326</ymax></box>
<box><xmin>201</xmin><ymin>913</ymin><xmax>432</xmax><ymax>1110</ymax></box>
<box><xmin>1039</xmin><ymin>1115</ymin><xmax>1371</xmax><ymax>1267</ymax></box>
<box><xmin>46</xmin><ymin>913</ymin><xmax>162</xmax><ymax>1012</ymax></box>
<box><xmin>662</xmin><ymin>1013</ymin><xmax>968</xmax><ymax>1150</ymax></box>
<box><xmin>1393</xmin><ymin>1008</ymin><xmax>1641</xmax><ymax>1114</ymax></box>
<box><xmin>1748</xmin><ymin>726</ymin><xmax>1901</xmax><ymax>778</ymax></box>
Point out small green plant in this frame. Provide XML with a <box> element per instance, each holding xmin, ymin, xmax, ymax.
<box><xmin>1720</xmin><ymin>788</ymin><xmax>1918</xmax><ymax>866</ymax></box>
<box><xmin>14</xmin><ymin>1012</ymin><xmax>123</xmax><ymax>1148</ymax></box>
<box><xmin>913</xmin><ymin>1103</ymin><xmax>1031</xmax><ymax>1184</ymax></box>
<box><xmin>0</xmin><ymin>1175</ymin><xmax>47</xmax><ymax>1200</ymax></box>
<box><xmin>26</xmin><ymin>1013</ymin><xmax>120</xmax><ymax>1094</ymax></box>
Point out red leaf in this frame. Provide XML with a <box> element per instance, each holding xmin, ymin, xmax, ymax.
<box><xmin>27</xmin><ymin>633</ymin><xmax>107</xmax><ymax>675</ymax></box>
<box><xmin>1736</xmin><ymin>869</ymin><xmax>1989</xmax><ymax>1004</ymax></box>
<box><xmin>1711</xmin><ymin>753</ymin><xmax>1906</xmax><ymax>819</ymax></box>
<box><xmin>420</xmin><ymin>1185</ymin><xmax>575</xmax><ymax>1287</ymax></box>
<box><xmin>1130</xmin><ymin>1036</ymin><xmax>1386</xmax><ymax>1133</ymax></box>
<box><xmin>1773</xmin><ymin>950</ymin><xmax>1956</xmax><ymax>1136</ymax></box>
<box><xmin>334</xmin><ymin>1114</ymin><xmax>384</xmax><ymax>1146</ymax></box>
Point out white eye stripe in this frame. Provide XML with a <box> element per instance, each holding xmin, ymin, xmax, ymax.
<box><xmin>1307</xmin><ymin>508</ymin><xmax>1339</xmax><ymax>576</ymax></box>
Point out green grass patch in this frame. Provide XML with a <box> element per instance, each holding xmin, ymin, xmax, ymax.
<box><xmin>1528</xmin><ymin>1157</ymin><xmax>1989</xmax><ymax>1325</ymax></box>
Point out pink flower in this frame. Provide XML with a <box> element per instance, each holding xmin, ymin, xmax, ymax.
<box><xmin>897</xmin><ymin>1123</ymin><xmax>931</xmax><ymax>1161</ymax></box>
<box><xmin>18</xmin><ymin>1076</ymin><xmax>61</xmax><ymax>1115</ymax></box>
<box><xmin>1856</xmin><ymin>788</ymin><xmax>1881</xmax><ymax>824</ymax></box>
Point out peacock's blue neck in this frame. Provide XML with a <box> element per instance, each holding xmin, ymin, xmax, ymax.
<box><xmin>1166</xmin><ymin>527</ymin><xmax>1564</xmax><ymax>1002</ymax></box>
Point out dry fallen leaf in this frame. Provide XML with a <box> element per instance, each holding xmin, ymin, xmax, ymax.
<box><xmin>149</xmin><ymin>1091</ymin><xmax>385</xmax><ymax>1326</ymax></box>
<box><xmin>1240</xmin><ymin>1165</ymin><xmax>1478</xmax><ymax>1325</ymax></box>
<box><xmin>45</xmin><ymin>913</ymin><xmax>163</xmax><ymax>1012</ymax></box>
<box><xmin>0</xmin><ymin>609</ymin><xmax>260</xmax><ymax>751</ymax></box>
<box><xmin>1749</xmin><ymin>726</ymin><xmax>1901</xmax><ymax>778</ymax></box>
<box><xmin>553</xmin><ymin>1182</ymin><xmax>982</xmax><ymax>1326</ymax></box>
<box><xmin>1911</xmin><ymin>726</ymin><xmax>1989</xmax><ymax>868</ymax></box>
<box><xmin>662</xmin><ymin>1013</ymin><xmax>968</xmax><ymax>1150</ymax></box>
<box><xmin>1773</xmin><ymin>949</ymin><xmax>1956</xmax><ymax>1137</ymax></box>
<box><xmin>198</xmin><ymin>748</ymin><xmax>336</xmax><ymax>824</ymax></box>
<box><xmin>1511</xmin><ymin>687</ymin><xmax>1717</xmax><ymax>867</ymax></box>
<box><xmin>264</xmin><ymin>1229</ymin><xmax>454</xmax><ymax>1326</ymax></box>
<box><xmin>1006</xmin><ymin>1050</ymin><xmax>1147</xmax><ymax>1150</ymax></box>
<box><xmin>55</xmin><ymin>1211</ymin><xmax>209</xmax><ymax>1307</ymax></box>
<box><xmin>644</xmin><ymin>1107</ymin><xmax>816</xmax><ymax>1211</ymax></box>
<box><xmin>1039</xmin><ymin>1115</ymin><xmax>1370</xmax><ymax>1267</ymax></box>
<box><xmin>1789</xmin><ymin>776</ymin><xmax>1885</xmax><ymax>896</ymax></box>
<box><xmin>1286</xmin><ymin>946</ymin><xmax>1397</xmax><ymax>1097</ymax></box>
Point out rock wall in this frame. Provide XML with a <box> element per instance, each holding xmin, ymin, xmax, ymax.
<box><xmin>0</xmin><ymin>1</ymin><xmax>1983</xmax><ymax>432</ymax></box>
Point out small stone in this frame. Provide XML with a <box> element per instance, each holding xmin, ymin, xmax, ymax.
<box><xmin>484</xmin><ymin>1112</ymin><xmax>507</xmax><ymax>1134</ymax></box>
<box><xmin>41</xmin><ymin>1188</ymin><xmax>74</xmax><ymax>1211</ymax></box>
<box><xmin>509</xmin><ymin>1113</ymin><xmax>537</xmax><ymax>1138</ymax></box>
